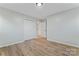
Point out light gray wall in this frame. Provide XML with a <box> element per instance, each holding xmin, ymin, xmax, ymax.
<box><xmin>47</xmin><ymin>7</ymin><xmax>79</xmax><ymax>47</ymax></box>
<box><xmin>0</xmin><ymin>7</ymin><xmax>36</xmax><ymax>47</ymax></box>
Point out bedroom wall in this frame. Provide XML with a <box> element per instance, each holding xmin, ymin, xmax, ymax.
<box><xmin>0</xmin><ymin>7</ymin><xmax>36</xmax><ymax>47</ymax></box>
<box><xmin>47</xmin><ymin>7</ymin><xmax>79</xmax><ymax>47</ymax></box>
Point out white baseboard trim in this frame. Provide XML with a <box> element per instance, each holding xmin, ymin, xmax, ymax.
<box><xmin>0</xmin><ymin>40</ymin><xmax>25</xmax><ymax>48</ymax></box>
<box><xmin>0</xmin><ymin>38</ymin><xmax>33</xmax><ymax>48</ymax></box>
<box><xmin>48</xmin><ymin>39</ymin><xmax>79</xmax><ymax>48</ymax></box>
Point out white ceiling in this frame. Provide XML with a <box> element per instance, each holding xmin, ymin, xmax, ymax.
<box><xmin>0</xmin><ymin>3</ymin><xmax>79</xmax><ymax>19</ymax></box>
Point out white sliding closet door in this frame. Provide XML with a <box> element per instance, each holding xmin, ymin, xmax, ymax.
<box><xmin>24</xmin><ymin>20</ymin><xmax>36</xmax><ymax>40</ymax></box>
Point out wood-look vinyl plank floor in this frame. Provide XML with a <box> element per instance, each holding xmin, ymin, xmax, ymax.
<box><xmin>0</xmin><ymin>37</ymin><xmax>79</xmax><ymax>56</ymax></box>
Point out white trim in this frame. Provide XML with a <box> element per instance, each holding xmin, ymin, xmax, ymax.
<box><xmin>48</xmin><ymin>39</ymin><xmax>79</xmax><ymax>48</ymax></box>
<box><xmin>0</xmin><ymin>38</ymin><xmax>33</xmax><ymax>48</ymax></box>
<box><xmin>0</xmin><ymin>40</ymin><xmax>25</xmax><ymax>48</ymax></box>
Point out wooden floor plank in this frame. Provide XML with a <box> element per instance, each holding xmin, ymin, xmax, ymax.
<box><xmin>0</xmin><ymin>37</ymin><xmax>79</xmax><ymax>56</ymax></box>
